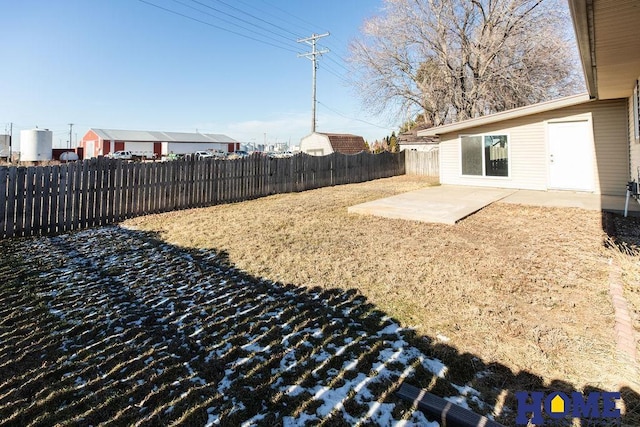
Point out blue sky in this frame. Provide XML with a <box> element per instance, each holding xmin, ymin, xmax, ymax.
<box><xmin>0</xmin><ymin>0</ymin><xmax>389</xmax><ymax>150</ymax></box>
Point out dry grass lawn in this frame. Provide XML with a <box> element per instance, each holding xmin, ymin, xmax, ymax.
<box><xmin>124</xmin><ymin>175</ymin><xmax>640</xmax><ymax>417</ymax></box>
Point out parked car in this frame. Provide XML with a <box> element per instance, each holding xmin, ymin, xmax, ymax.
<box><xmin>108</xmin><ymin>150</ymin><xmax>156</xmax><ymax>161</ymax></box>
<box><xmin>163</xmin><ymin>152</ymin><xmax>184</xmax><ymax>161</ymax></box>
<box><xmin>195</xmin><ymin>151</ymin><xmax>214</xmax><ymax>159</ymax></box>
<box><xmin>108</xmin><ymin>150</ymin><xmax>134</xmax><ymax>160</ymax></box>
<box><xmin>227</xmin><ymin>150</ymin><xmax>250</xmax><ymax>159</ymax></box>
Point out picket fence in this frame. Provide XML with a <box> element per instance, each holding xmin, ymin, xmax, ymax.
<box><xmin>0</xmin><ymin>151</ymin><xmax>404</xmax><ymax>238</ymax></box>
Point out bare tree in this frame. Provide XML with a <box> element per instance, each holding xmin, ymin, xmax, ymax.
<box><xmin>349</xmin><ymin>0</ymin><xmax>583</xmax><ymax>127</ymax></box>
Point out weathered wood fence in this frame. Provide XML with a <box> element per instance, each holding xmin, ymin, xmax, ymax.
<box><xmin>404</xmin><ymin>149</ymin><xmax>439</xmax><ymax>176</ymax></box>
<box><xmin>0</xmin><ymin>151</ymin><xmax>404</xmax><ymax>238</ymax></box>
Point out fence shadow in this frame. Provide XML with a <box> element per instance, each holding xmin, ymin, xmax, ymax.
<box><xmin>0</xmin><ymin>226</ymin><xmax>637</xmax><ymax>425</ymax></box>
<box><xmin>602</xmin><ymin>211</ymin><xmax>640</xmax><ymax>256</ymax></box>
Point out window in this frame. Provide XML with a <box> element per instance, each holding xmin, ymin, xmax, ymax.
<box><xmin>460</xmin><ymin>134</ymin><xmax>509</xmax><ymax>177</ymax></box>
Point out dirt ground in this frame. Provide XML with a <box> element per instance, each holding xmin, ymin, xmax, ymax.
<box><xmin>124</xmin><ymin>175</ymin><xmax>640</xmax><ymax>422</ymax></box>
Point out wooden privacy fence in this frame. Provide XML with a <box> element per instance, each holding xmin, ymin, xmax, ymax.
<box><xmin>0</xmin><ymin>151</ymin><xmax>404</xmax><ymax>239</ymax></box>
<box><xmin>404</xmin><ymin>149</ymin><xmax>439</xmax><ymax>176</ymax></box>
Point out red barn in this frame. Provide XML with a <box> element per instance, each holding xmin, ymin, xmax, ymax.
<box><xmin>80</xmin><ymin>128</ymin><xmax>241</xmax><ymax>159</ymax></box>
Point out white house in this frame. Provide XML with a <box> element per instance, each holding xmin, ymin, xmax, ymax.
<box><xmin>418</xmin><ymin>0</ymin><xmax>640</xmax><ymax>198</ymax></box>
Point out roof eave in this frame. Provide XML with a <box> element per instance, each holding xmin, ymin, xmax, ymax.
<box><xmin>568</xmin><ymin>0</ymin><xmax>597</xmax><ymax>98</ymax></box>
<box><xmin>418</xmin><ymin>93</ymin><xmax>592</xmax><ymax>137</ymax></box>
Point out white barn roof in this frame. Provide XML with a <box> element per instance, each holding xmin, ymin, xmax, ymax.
<box><xmin>91</xmin><ymin>129</ymin><xmax>239</xmax><ymax>144</ymax></box>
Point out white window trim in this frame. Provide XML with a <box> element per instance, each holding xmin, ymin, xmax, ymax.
<box><xmin>458</xmin><ymin>133</ymin><xmax>511</xmax><ymax>179</ymax></box>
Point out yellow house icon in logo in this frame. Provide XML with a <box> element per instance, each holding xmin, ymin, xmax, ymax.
<box><xmin>550</xmin><ymin>394</ymin><xmax>566</xmax><ymax>414</ymax></box>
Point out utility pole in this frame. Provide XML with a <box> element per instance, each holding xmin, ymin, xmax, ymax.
<box><xmin>298</xmin><ymin>33</ymin><xmax>329</xmax><ymax>133</ymax></box>
<box><xmin>68</xmin><ymin>123</ymin><xmax>74</xmax><ymax>149</ymax></box>
<box><xmin>9</xmin><ymin>122</ymin><xmax>12</xmax><ymax>162</ymax></box>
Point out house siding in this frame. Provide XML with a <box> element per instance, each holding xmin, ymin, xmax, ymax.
<box><xmin>300</xmin><ymin>134</ymin><xmax>332</xmax><ymax>156</ymax></box>
<box><xmin>439</xmin><ymin>99</ymin><xmax>629</xmax><ymax>195</ymax></box>
<box><xmin>591</xmin><ymin>99</ymin><xmax>629</xmax><ymax>195</ymax></box>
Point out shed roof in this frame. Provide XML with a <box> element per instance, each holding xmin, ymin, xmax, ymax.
<box><xmin>90</xmin><ymin>129</ymin><xmax>239</xmax><ymax>143</ymax></box>
<box><xmin>318</xmin><ymin>132</ymin><xmax>368</xmax><ymax>154</ymax></box>
<box><xmin>418</xmin><ymin>93</ymin><xmax>592</xmax><ymax>137</ymax></box>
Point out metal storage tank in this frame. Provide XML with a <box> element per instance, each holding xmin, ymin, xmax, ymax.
<box><xmin>20</xmin><ymin>129</ymin><xmax>53</xmax><ymax>162</ymax></box>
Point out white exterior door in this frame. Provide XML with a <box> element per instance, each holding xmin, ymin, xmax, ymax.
<box><xmin>85</xmin><ymin>140</ymin><xmax>95</xmax><ymax>158</ymax></box>
<box><xmin>547</xmin><ymin>120</ymin><xmax>594</xmax><ymax>191</ymax></box>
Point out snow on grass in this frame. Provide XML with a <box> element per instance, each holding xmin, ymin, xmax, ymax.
<box><xmin>0</xmin><ymin>225</ymin><xmax>495</xmax><ymax>425</ymax></box>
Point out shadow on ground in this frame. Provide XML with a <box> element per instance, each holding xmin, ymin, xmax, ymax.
<box><xmin>603</xmin><ymin>211</ymin><xmax>640</xmax><ymax>255</ymax></box>
<box><xmin>0</xmin><ymin>226</ymin><xmax>637</xmax><ymax>426</ymax></box>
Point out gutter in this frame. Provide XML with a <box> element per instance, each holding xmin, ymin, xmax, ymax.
<box><xmin>568</xmin><ymin>0</ymin><xmax>598</xmax><ymax>98</ymax></box>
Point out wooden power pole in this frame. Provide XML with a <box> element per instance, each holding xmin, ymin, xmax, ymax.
<box><xmin>298</xmin><ymin>33</ymin><xmax>329</xmax><ymax>133</ymax></box>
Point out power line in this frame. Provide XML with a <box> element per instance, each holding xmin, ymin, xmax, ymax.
<box><xmin>137</xmin><ymin>0</ymin><xmax>300</xmax><ymax>53</ymax></box>
<box><xmin>319</xmin><ymin>62</ymin><xmax>354</xmax><ymax>86</ymax></box>
<box><xmin>207</xmin><ymin>0</ymin><xmax>304</xmax><ymax>40</ymax></box>
<box><xmin>317</xmin><ymin>100</ymin><xmax>390</xmax><ymax>130</ymax></box>
<box><xmin>321</xmin><ymin>61</ymin><xmax>354</xmax><ymax>83</ymax></box>
<box><xmin>230</xmin><ymin>0</ymin><xmax>307</xmax><ymax>39</ymax></box>
<box><xmin>179</xmin><ymin>0</ymin><xmax>299</xmax><ymax>48</ymax></box>
<box><xmin>324</xmin><ymin>53</ymin><xmax>352</xmax><ymax>74</ymax></box>
<box><xmin>251</xmin><ymin>0</ymin><xmax>353</xmax><ymax>61</ymax></box>
<box><xmin>255</xmin><ymin>0</ymin><xmax>329</xmax><ymax>36</ymax></box>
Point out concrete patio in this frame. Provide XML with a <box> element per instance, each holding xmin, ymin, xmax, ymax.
<box><xmin>348</xmin><ymin>185</ymin><xmax>640</xmax><ymax>224</ymax></box>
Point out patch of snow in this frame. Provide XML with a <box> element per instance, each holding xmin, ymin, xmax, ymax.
<box><xmin>422</xmin><ymin>356</ymin><xmax>448</xmax><ymax>378</ymax></box>
<box><xmin>436</xmin><ymin>333</ymin><xmax>450</xmax><ymax>343</ymax></box>
<box><xmin>377</xmin><ymin>322</ymin><xmax>402</xmax><ymax>336</ymax></box>
<box><xmin>241</xmin><ymin>342</ymin><xmax>271</xmax><ymax>353</ymax></box>
<box><xmin>205</xmin><ymin>409</ymin><xmax>220</xmax><ymax>426</ymax></box>
<box><xmin>278</xmin><ymin>349</ymin><xmax>298</xmax><ymax>372</ymax></box>
<box><xmin>284</xmin><ymin>384</ymin><xmax>306</xmax><ymax>397</ymax></box>
<box><xmin>452</xmin><ymin>383</ymin><xmax>481</xmax><ymax>397</ymax></box>
<box><xmin>235</xmin><ymin>357</ymin><xmax>251</xmax><ymax>366</ymax></box>
<box><xmin>241</xmin><ymin>413</ymin><xmax>266</xmax><ymax>426</ymax></box>
<box><xmin>342</xmin><ymin>359</ymin><xmax>358</xmax><ymax>371</ymax></box>
<box><xmin>189</xmin><ymin>327</ymin><xmax>203</xmax><ymax>338</ymax></box>
<box><xmin>190</xmin><ymin>376</ymin><xmax>206</xmax><ymax>385</ymax></box>
<box><xmin>445</xmin><ymin>395</ymin><xmax>470</xmax><ymax>410</ymax></box>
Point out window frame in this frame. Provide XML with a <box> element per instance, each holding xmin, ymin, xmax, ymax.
<box><xmin>459</xmin><ymin>133</ymin><xmax>511</xmax><ymax>178</ymax></box>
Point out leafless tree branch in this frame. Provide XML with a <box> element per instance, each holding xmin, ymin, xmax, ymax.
<box><xmin>348</xmin><ymin>0</ymin><xmax>583</xmax><ymax>127</ymax></box>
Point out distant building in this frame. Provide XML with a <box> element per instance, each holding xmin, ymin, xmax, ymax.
<box><xmin>398</xmin><ymin>129</ymin><xmax>439</xmax><ymax>152</ymax></box>
<box><xmin>80</xmin><ymin>128</ymin><xmax>241</xmax><ymax>159</ymax></box>
<box><xmin>300</xmin><ymin>132</ymin><xmax>368</xmax><ymax>156</ymax></box>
